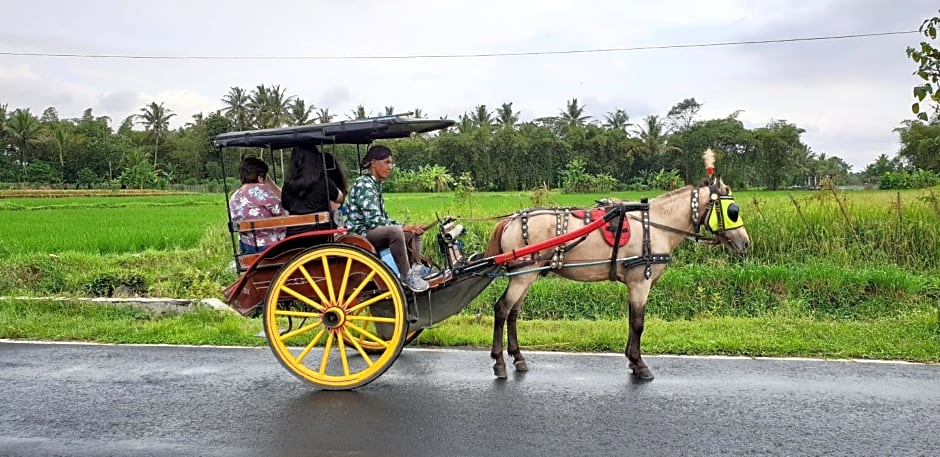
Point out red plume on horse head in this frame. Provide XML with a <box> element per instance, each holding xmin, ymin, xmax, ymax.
<box><xmin>704</xmin><ymin>148</ymin><xmax>715</xmax><ymax>177</ymax></box>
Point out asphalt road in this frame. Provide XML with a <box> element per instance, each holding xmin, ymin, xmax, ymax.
<box><xmin>1</xmin><ymin>341</ymin><xmax>938</xmax><ymax>457</ymax></box>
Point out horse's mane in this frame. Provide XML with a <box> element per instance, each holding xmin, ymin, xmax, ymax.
<box><xmin>653</xmin><ymin>184</ymin><xmax>695</xmax><ymax>200</ymax></box>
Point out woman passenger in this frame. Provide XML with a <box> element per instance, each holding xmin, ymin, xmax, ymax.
<box><xmin>228</xmin><ymin>157</ymin><xmax>285</xmax><ymax>254</ymax></box>
<box><xmin>281</xmin><ymin>145</ymin><xmax>347</xmax><ymax>239</ymax></box>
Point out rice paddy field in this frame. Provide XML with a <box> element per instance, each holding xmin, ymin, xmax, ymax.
<box><xmin>0</xmin><ymin>187</ymin><xmax>938</xmax><ymax>320</ymax></box>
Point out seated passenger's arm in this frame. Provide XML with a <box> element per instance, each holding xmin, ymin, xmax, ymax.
<box><xmin>260</xmin><ymin>187</ymin><xmax>284</xmax><ymax>216</ymax></box>
<box><xmin>263</xmin><ymin>174</ymin><xmax>282</xmax><ymax>198</ymax></box>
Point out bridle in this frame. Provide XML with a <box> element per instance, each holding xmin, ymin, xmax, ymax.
<box><xmin>631</xmin><ymin>179</ymin><xmax>743</xmax><ymax>246</ymax></box>
<box><xmin>691</xmin><ymin>178</ymin><xmax>744</xmax><ymax>245</ymax></box>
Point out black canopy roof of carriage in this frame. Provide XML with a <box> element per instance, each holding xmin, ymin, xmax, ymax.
<box><xmin>212</xmin><ymin>116</ymin><xmax>455</xmax><ymax>149</ymax></box>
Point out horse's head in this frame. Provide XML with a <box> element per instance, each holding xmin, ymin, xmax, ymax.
<box><xmin>695</xmin><ymin>176</ymin><xmax>751</xmax><ymax>254</ymax></box>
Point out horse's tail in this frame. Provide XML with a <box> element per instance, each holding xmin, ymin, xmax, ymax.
<box><xmin>485</xmin><ymin>219</ymin><xmax>510</xmax><ymax>257</ymax></box>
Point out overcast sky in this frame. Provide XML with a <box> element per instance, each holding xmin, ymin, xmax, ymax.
<box><xmin>2</xmin><ymin>0</ymin><xmax>936</xmax><ymax>170</ymax></box>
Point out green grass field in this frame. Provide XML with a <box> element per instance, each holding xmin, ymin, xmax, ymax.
<box><xmin>0</xmin><ymin>187</ymin><xmax>937</xmax><ymax>361</ymax></box>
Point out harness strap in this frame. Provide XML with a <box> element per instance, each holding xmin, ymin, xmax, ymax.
<box><xmin>607</xmin><ymin>204</ymin><xmax>628</xmax><ymax>280</ymax></box>
<box><xmin>520</xmin><ymin>210</ymin><xmax>530</xmax><ymax>248</ymax></box>
<box><xmin>643</xmin><ymin>203</ymin><xmax>653</xmax><ymax>279</ymax></box>
<box><xmin>551</xmin><ymin>209</ymin><xmax>570</xmax><ymax>269</ymax></box>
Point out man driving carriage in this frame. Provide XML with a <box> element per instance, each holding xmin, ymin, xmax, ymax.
<box><xmin>346</xmin><ymin>145</ymin><xmax>440</xmax><ymax>292</ymax></box>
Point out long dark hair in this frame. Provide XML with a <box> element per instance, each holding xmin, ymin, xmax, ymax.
<box><xmin>283</xmin><ymin>145</ymin><xmax>348</xmax><ymax>198</ymax></box>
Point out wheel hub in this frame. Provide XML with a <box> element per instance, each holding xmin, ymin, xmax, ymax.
<box><xmin>321</xmin><ymin>307</ymin><xmax>346</xmax><ymax>329</ymax></box>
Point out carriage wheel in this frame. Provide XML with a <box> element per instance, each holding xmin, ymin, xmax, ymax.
<box><xmin>262</xmin><ymin>245</ymin><xmax>407</xmax><ymax>390</ymax></box>
<box><xmin>350</xmin><ymin>324</ymin><xmax>424</xmax><ymax>354</ymax></box>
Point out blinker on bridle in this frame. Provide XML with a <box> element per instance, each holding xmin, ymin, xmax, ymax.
<box><xmin>691</xmin><ymin>180</ymin><xmax>744</xmax><ymax>237</ymax></box>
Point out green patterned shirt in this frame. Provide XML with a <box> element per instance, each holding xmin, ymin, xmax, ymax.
<box><xmin>346</xmin><ymin>175</ymin><xmax>399</xmax><ymax>235</ymax></box>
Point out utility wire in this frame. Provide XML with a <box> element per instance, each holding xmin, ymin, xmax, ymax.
<box><xmin>0</xmin><ymin>30</ymin><xmax>919</xmax><ymax>61</ymax></box>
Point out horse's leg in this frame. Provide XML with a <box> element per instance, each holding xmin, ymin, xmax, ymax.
<box><xmin>492</xmin><ymin>273</ymin><xmax>538</xmax><ymax>378</ymax></box>
<box><xmin>491</xmin><ymin>288</ymin><xmax>510</xmax><ymax>379</ymax></box>
<box><xmin>504</xmin><ymin>274</ymin><xmax>537</xmax><ymax>374</ymax></box>
<box><xmin>507</xmin><ymin>303</ymin><xmax>528</xmax><ymax>372</ymax></box>
<box><xmin>624</xmin><ymin>282</ymin><xmax>654</xmax><ymax>380</ymax></box>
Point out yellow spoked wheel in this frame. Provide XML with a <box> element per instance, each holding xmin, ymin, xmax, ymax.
<box><xmin>348</xmin><ymin>320</ymin><xmax>424</xmax><ymax>354</ymax></box>
<box><xmin>262</xmin><ymin>245</ymin><xmax>407</xmax><ymax>390</ymax></box>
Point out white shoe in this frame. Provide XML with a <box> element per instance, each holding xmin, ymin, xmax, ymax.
<box><xmin>402</xmin><ymin>271</ymin><xmax>429</xmax><ymax>292</ymax></box>
<box><xmin>412</xmin><ymin>263</ymin><xmax>441</xmax><ymax>279</ymax></box>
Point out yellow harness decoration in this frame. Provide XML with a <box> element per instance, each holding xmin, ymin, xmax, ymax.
<box><xmin>707</xmin><ymin>196</ymin><xmax>744</xmax><ymax>232</ymax></box>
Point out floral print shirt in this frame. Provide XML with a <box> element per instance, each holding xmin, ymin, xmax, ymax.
<box><xmin>346</xmin><ymin>175</ymin><xmax>398</xmax><ymax>236</ymax></box>
<box><xmin>229</xmin><ymin>183</ymin><xmax>285</xmax><ymax>248</ymax></box>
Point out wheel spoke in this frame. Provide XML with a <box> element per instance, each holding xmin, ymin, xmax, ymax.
<box><xmin>347</xmin><ymin>291</ymin><xmax>393</xmax><ymax>314</ymax></box>
<box><xmin>336</xmin><ymin>257</ymin><xmax>353</xmax><ymax>306</ymax></box>
<box><xmin>278</xmin><ymin>321</ymin><xmax>323</xmax><ymax>342</ymax></box>
<box><xmin>321</xmin><ymin>255</ymin><xmax>337</xmax><ymax>305</ymax></box>
<box><xmin>345</xmin><ymin>322</ymin><xmax>389</xmax><ymax>349</ymax></box>
<box><xmin>340</xmin><ymin>327</ymin><xmax>375</xmax><ymax>367</ymax></box>
<box><xmin>295</xmin><ymin>328</ymin><xmax>327</xmax><ymax>364</ymax></box>
<box><xmin>342</xmin><ymin>270</ymin><xmax>378</xmax><ymax>308</ymax></box>
<box><xmin>318</xmin><ymin>331</ymin><xmax>335</xmax><ymax>375</ymax></box>
<box><xmin>274</xmin><ymin>309</ymin><xmax>318</xmax><ymax>318</ymax></box>
<box><xmin>348</xmin><ymin>315</ymin><xmax>397</xmax><ymax>324</ymax></box>
<box><xmin>337</xmin><ymin>332</ymin><xmax>350</xmax><ymax>377</ymax></box>
<box><xmin>278</xmin><ymin>285</ymin><xmax>325</xmax><ymax>312</ymax></box>
<box><xmin>299</xmin><ymin>265</ymin><xmax>331</xmax><ymax>306</ymax></box>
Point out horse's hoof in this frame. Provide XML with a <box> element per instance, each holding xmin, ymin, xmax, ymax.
<box><xmin>513</xmin><ymin>360</ymin><xmax>529</xmax><ymax>372</ymax></box>
<box><xmin>494</xmin><ymin>365</ymin><xmax>508</xmax><ymax>379</ymax></box>
<box><xmin>632</xmin><ymin>367</ymin><xmax>655</xmax><ymax>380</ymax></box>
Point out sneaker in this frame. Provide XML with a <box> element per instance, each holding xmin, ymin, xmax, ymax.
<box><xmin>411</xmin><ymin>263</ymin><xmax>442</xmax><ymax>279</ymax></box>
<box><xmin>402</xmin><ymin>271</ymin><xmax>429</xmax><ymax>293</ymax></box>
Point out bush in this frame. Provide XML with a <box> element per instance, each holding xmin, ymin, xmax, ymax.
<box><xmin>880</xmin><ymin>169</ymin><xmax>940</xmax><ymax>189</ymax></box>
<box><xmin>26</xmin><ymin>162</ymin><xmax>61</xmax><ymax>185</ymax></box>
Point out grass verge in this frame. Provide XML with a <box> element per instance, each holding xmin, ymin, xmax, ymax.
<box><xmin>2</xmin><ymin>300</ymin><xmax>936</xmax><ymax>363</ymax></box>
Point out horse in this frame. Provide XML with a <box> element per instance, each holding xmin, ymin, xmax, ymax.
<box><xmin>483</xmin><ymin>175</ymin><xmax>751</xmax><ymax>380</ymax></box>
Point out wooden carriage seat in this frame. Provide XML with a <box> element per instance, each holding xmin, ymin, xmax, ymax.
<box><xmin>234</xmin><ymin>212</ymin><xmax>332</xmax><ymax>270</ymax></box>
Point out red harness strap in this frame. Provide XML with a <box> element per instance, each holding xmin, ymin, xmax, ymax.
<box><xmin>570</xmin><ymin>208</ymin><xmax>631</xmax><ymax>247</ymax></box>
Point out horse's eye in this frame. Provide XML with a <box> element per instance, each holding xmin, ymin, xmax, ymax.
<box><xmin>727</xmin><ymin>203</ymin><xmax>740</xmax><ymax>222</ymax></box>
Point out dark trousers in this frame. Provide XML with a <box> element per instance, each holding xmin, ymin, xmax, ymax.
<box><xmin>365</xmin><ymin>225</ymin><xmax>421</xmax><ymax>276</ymax></box>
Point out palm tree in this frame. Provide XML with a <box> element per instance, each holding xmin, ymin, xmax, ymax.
<box><xmin>45</xmin><ymin>122</ymin><xmax>85</xmax><ymax>180</ymax></box>
<box><xmin>470</xmin><ymin>105</ymin><xmax>493</xmax><ymax>129</ymax></box>
<box><xmin>559</xmin><ymin>98</ymin><xmax>592</xmax><ymax>127</ymax></box>
<box><xmin>247</xmin><ymin>85</ymin><xmax>269</xmax><ymax>128</ymax></box>
<box><xmin>221</xmin><ymin>86</ymin><xmax>251</xmax><ymax>131</ymax></box>
<box><xmin>315</xmin><ymin>108</ymin><xmax>334</xmax><ymax>124</ymax></box>
<box><xmin>384</xmin><ymin>106</ymin><xmax>395</xmax><ymax>116</ymax></box>
<box><xmin>266</xmin><ymin>84</ymin><xmax>294</xmax><ymax>128</ymax></box>
<box><xmin>137</xmin><ymin>102</ymin><xmax>176</xmax><ymax>167</ymax></box>
<box><xmin>348</xmin><ymin>105</ymin><xmax>370</xmax><ymax>120</ymax></box>
<box><xmin>412</xmin><ymin>108</ymin><xmax>426</xmax><ymax>119</ymax></box>
<box><xmin>456</xmin><ymin>112</ymin><xmax>475</xmax><ymax>134</ymax></box>
<box><xmin>0</xmin><ymin>103</ymin><xmax>8</xmax><ymax>146</ymax></box>
<box><xmin>603</xmin><ymin>109</ymin><xmax>630</xmax><ymax>131</ymax></box>
<box><xmin>287</xmin><ymin>99</ymin><xmax>314</xmax><ymax>125</ymax></box>
<box><xmin>495</xmin><ymin>102</ymin><xmax>520</xmax><ymax>128</ymax></box>
<box><xmin>4</xmin><ymin>108</ymin><xmax>44</xmax><ymax>178</ymax></box>
<box><xmin>631</xmin><ymin>114</ymin><xmax>679</xmax><ymax>169</ymax></box>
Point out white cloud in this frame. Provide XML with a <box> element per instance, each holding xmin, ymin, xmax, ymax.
<box><xmin>1</xmin><ymin>0</ymin><xmax>936</xmax><ymax>169</ymax></box>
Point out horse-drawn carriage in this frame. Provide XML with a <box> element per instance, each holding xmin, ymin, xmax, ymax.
<box><xmin>214</xmin><ymin>116</ymin><xmax>751</xmax><ymax>390</ymax></box>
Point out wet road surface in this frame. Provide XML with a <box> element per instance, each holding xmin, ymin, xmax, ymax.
<box><xmin>1</xmin><ymin>341</ymin><xmax>938</xmax><ymax>456</ymax></box>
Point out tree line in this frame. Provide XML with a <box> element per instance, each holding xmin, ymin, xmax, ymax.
<box><xmin>0</xmin><ymin>86</ymin><xmax>936</xmax><ymax>192</ymax></box>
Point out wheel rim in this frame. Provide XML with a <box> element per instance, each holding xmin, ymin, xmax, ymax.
<box><xmin>263</xmin><ymin>245</ymin><xmax>406</xmax><ymax>389</ymax></box>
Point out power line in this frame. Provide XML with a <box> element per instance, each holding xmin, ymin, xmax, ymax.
<box><xmin>0</xmin><ymin>30</ymin><xmax>918</xmax><ymax>61</ymax></box>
